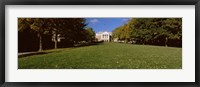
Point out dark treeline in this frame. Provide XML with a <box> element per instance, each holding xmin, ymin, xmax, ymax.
<box><xmin>18</xmin><ymin>18</ymin><xmax>95</xmax><ymax>52</ymax></box>
<box><xmin>112</xmin><ymin>18</ymin><xmax>182</xmax><ymax>47</ymax></box>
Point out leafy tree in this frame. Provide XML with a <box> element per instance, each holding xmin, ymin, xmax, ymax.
<box><xmin>112</xmin><ymin>26</ymin><xmax>124</xmax><ymax>41</ymax></box>
<box><xmin>19</xmin><ymin>18</ymin><xmax>88</xmax><ymax>51</ymax></box>
<box><xmin>60</xmin><ymin>18</ymin><xmax>87</xmax><ymax>44</ymax></box>
<box><xmin>85</xmin><ymin>27</ymin><xmax>96</xmax><ymax>42</ymax></box>
<box><xmin>18</xmin><ymin>18</ymin><xmax>51</xmax><ymax>51</ymax></box>
<box><xmin>112</xmin><ymin>18</ymin><xmax>182</xmax><ymax>47</ymax></box>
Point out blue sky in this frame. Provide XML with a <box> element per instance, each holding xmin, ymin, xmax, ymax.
<box><xmin>86</xmin><ymin>18</ymin><xmax>131</xmax><ymax>33</ymax></box>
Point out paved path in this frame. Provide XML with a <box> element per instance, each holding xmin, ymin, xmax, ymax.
<box><xmin>18</xmin><ymin>49</ymin><xmax>64</xmax><ymax>58</ymax></box>
<box><xmin>18</xmin><ymin>51</ymin><xmax>48</xmax><ymax>58</ymax></box>
<box><xmin>18</xmin><ymin>52</ymin><xmax>39</xmax><ymax>56</ymax></box>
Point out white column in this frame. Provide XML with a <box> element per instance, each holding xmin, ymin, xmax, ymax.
<box><xmin>101</xmin><ymin>34</ymin><xmax>103</xmax><ymax>41</ymax></box>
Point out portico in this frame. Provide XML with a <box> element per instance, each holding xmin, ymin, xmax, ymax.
<box><xmin>96</xmin><ymin>31</ymin><xmax>112</xmax><ymax>42</ymax></box>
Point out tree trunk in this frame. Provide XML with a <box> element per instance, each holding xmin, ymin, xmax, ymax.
<box><xmin>165</xmin><ymin>37</ymin><xmax>168</xmax><ymax>47</ymax></box>
<box><xmin>54</xmin><ymin>33</ymin><xmax>58</xmax><ymax>49</ymax></box>
<box><xmin>38</xmin><ymin>33</ymin><xmax>43</xmax><ymax>51</ymax></box>
<box><xmin>125</xmin><ymin>39</ymin><xmax>128</xmax><ymax>43</ymax></box>
<box><xmin>142</xmin><ymin>39</ymin><xmax>145</xmax><ymax>45</ymax></box>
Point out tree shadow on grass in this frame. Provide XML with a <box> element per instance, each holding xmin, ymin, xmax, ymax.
<box><xmin>18</xmin><ymin>51</ymin><xmax>57</xmax><ymax>58</ymax></box>
<box><xmin>18</xmin><ymin>42</ymin><xmax>104</xmax><ymax>58</ymax></box>
<box><xmin>73</xmin><ymin>42</ymin><xmax>103</xmax><ymax>47</ymax></box>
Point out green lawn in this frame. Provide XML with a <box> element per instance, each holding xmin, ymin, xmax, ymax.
<box><xmin>18</xmin><ymin>43</ymin><xmax>182</xmax><ymax>69</ymax></box>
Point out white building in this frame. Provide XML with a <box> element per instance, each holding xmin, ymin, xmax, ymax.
<box><xmin>52</xmin><ymin>34</ymin><xmax>65</xmax><ymax>42</ymax></box>
<box><xmin>96</xmin><ymin>31</ymin><xmax>112</xmax><ymax>42</ymax></box>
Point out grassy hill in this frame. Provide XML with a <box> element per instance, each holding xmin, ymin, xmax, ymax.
<box><xmin>18</xmin><ymin>43</ymin><xmax>182</xmax><ymax>69</ymax></box>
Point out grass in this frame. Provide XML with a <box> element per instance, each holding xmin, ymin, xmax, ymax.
<box><xmin>18</xmin><ymin>43</ymin><xmax>182</xmax><ymax>69</ymax></box>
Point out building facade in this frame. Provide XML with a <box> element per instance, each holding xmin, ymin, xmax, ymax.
<box><xmin>96</xmin><ymin>31</ymin><xmax>112</xmax><ymax>42</ymax></box>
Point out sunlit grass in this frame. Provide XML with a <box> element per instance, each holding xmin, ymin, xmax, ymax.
<box><xmin>18</xmin><ymin>43</ymin><xmax>182</xmax><ymax>69</ymax></box>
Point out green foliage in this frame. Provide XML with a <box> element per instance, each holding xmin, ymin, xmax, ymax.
<box><xmin>112</xmin><ymin>18</ymin><xmax>182</xmax><ymax>47</ymax></box>
<box><xmin>18</xmin><ymin>43</ymin><xmax>182</xmax><ymax>69</ymax></box>
<box><xmin>19</xmin><ymin>18</ymin><xmax>53</xmax><ymax>51</ymax></box>
<box><xmin>84</xmin><ymin>27</ymin><xmax>96</xmax><ymax>42</ymax></box>
<box><xmin>18</xmin><ymin>18</ymin><xmax>88</xmax><ymax>51</ymax></box>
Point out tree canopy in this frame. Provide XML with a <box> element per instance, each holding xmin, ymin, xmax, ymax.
<box><xmin>84</xmin><ymin>27</ymin><xmax>96</xmax><ymax>42</ymax></box>
<box><xmin>112</xmin><ymin>18</ymin><xmax>182</xmax><ymax>47</ymax></box>
<box><xmin>18</xmin><ymin>18</ymin><xmax>96</xmax><ymax>52</ymax></box>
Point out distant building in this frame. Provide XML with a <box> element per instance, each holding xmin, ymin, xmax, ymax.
<box><xmin>96</xmin><ymin>31</ymin><xmax>112</xmax><ymax>42</ymax></box>
<box><xmin>52</xmin><ymin>34</ymin><xmax>65</xmax><ymax>42</ymax></box>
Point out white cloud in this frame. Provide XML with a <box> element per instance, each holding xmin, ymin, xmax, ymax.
<box><xmin>90</xmin><ymin>19</ymin><xmax>99</xmax><ymax>24</ymax></box>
